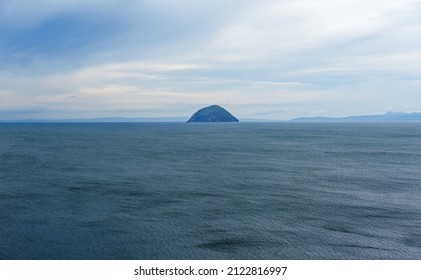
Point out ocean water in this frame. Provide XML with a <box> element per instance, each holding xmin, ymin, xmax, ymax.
<box><xmin>0</xmin><ymin>122</ymin><xmax>420</xmax><ymax>260</ymax></box>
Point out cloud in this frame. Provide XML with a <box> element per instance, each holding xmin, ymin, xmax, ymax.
<box><xmin>0</xmin><ymin>0</ymin><xmax>258</xmax><ymax>70</ymax></box>
<box><xmin>1</xmin><ymin>0</ymin><xmax>421</xmax><ymax>119</ymax></box>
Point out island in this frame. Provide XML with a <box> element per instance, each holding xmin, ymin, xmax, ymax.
<box><xmin>187</xmin><ymin>105</ymin><xmax>239</xmax><ymax>123</ymax></box>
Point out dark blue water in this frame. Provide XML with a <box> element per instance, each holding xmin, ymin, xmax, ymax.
<box><xmin>0</xmin><ymin>123</ymin><xmax>420</xmax><ymax>259</ymax></box>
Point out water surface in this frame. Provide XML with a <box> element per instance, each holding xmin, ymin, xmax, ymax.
<box><xmin>0</xmin><ymin>123</ymin><xmax>420</xmax><ymax>259</ymax></box>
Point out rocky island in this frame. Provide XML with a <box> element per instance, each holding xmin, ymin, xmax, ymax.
<box><xmin>187</xmin><ymin>105</ymin><xmax>239</xmax><ymax>123</ymax></box>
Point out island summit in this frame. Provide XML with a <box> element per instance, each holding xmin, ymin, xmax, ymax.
<box><xmin>187</xmin><ymin>105</ymin><xmax>239</xmax><ymax>123</ymax></box>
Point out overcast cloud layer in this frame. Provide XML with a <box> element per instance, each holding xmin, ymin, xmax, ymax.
<box><xmin>1</xmin><ymin>0</ymin><xmax>420</xmax><ymax>120</ymax></box>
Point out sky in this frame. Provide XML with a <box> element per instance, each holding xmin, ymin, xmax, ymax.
<box><xmin>1</xmin><ymin>0</ymin><xmax>421</xmax><ymax>120</ymax></box>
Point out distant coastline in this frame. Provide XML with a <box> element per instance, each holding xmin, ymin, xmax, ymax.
<box><xmin>0</xmin><ymin>117</ymin><xmax>188</xmax><ymax>123</ymax></box>
<box><xmin>290</xmin><ymin>112</ymin><xmax>421</xmax><ymax>123</ymax></box>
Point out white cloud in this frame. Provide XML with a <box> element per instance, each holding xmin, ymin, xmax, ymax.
<box><xmin>202</xmin><ymin>0</ymin><xmax>416</xmax><ymax>62</ymax></box>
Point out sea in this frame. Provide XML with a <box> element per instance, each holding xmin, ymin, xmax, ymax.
<box><xmin>0</xmin><ymin>122</ymin><xmax>420</xmax><ymax>259</ymax></box>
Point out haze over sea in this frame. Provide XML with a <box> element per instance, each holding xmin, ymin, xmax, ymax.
<box><xmin>1</xmin><ymin>123</ymin><xmax>420</xmax><ymax>259</ymax></box>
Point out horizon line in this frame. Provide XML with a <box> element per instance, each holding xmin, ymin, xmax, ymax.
<box><xmin>2</xmin><ymin>111</ymin><xmax>421</xmax><ymax>123</ymax></box>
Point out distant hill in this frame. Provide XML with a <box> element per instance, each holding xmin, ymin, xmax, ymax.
<box><xmin>187</xmin><ymin>105</ymin><xmax>239</xmax><ymax>123</ymax></box>
<box><xmin>291</xmin><ymin>112</ymin><xmax>421</xmax><ymax>122</ymax></box>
